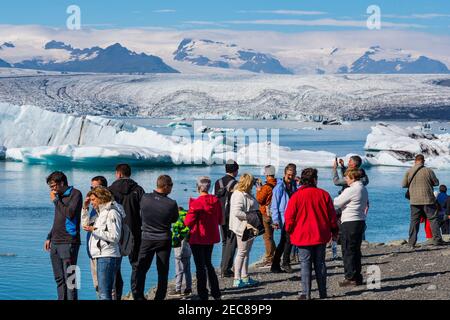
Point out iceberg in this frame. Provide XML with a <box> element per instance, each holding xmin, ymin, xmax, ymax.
<box><xmin>364</xmin><ymin>123</ymin><xmax>450</xmax><ymax>168</ymax></box>
<box><xmin>0</xmin><ymin>103</ymin><xmax>347</xmax><ymax>168</ymax></box>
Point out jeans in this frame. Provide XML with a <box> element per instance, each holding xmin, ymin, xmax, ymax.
<box><xmin>220</xmin><ymin>224</ymin><xmax>237</xmax><ymax>274</ymax></box>
<box><xmin>50</xmin><ymin>243</ymin><xmax>80</xmax><ymax>300</ymax></box>
<box><xmin>234</xmin><ymin>235</ymin><xmax>255</xmax><ymax>279</ymax></box>
<box><xmin>96</xmin><ymin>257</ymin><xmax>122</xmax><ymax>300</ymax></box>
<box><xmin>272</xmin><ymin>226</ymin><xmax>292</xmax><ymax>268</ymax></box>
<box><xmin>341</xmin><ymin>221</ymin><xmax>365</xmax><ymax>282</ymax></box>
<box><xmin>133</xmin><ymin>239</ymin><xmax>171</xmax><ymax>300</ymax></box>
<box><xmin>297</xmin><ymin>244</ymin><xmax>327</xmax><ymax>299</ymax></box>
<box><xmin>409</xmin><ymin>204</ymin><xmax>442</xmax><ymax>246</ymax></box>
<box><xmin>191</xmin><ymin>244</ymin><xmax>221</xmax><ymax>300</ymax></box>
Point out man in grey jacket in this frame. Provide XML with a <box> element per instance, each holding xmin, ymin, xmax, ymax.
<box><xmin>333</xmin><ymin>155</ymin><xmax>369</xmax><ymax>193</ymax></box>
<box><xmin>402</xmin><ymin>154</ymin><xmax>443</xmax><ymax>247</ymax></box>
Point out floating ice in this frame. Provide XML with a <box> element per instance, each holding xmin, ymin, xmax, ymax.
<box><xmin>364</xmin><ymin>123</ymin><xmax>450</xmax><ymax>168</ymax></box>
<box><xmin>0</xmin><ymin>103</ymin><xmax>347</xmax><ymax>168</ymax></box>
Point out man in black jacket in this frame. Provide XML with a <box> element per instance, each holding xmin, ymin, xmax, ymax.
<box><xmin>44</xmin><ymin>171</ymin><xmax>82</xmax><ymax>300</ymax></box>
<box><xmin>214</xmin><ymin>160</ymin><xmax>239</xmax><ymax>278</ymax></box>
<box><xmin>133</xmin><ymin>175</ymin><xmax>179</xmax><ymax>300</ymax></box>
<box><xmin>109</xmin><ymin>164</ymin><xmax>145</xmax><ymax>299</ymax></box>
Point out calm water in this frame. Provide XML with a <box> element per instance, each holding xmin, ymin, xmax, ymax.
<box><xmin>1</xmin><ymin>120</ymin><xmax>449</xmax><ymax>300</ymax></box>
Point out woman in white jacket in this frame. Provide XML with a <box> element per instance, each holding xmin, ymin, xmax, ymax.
<box><xmin>82</xmin><ymin>186</ymin><xmax>124</xmax><ymax>300</ymax></box>
<box><xmin>229</xmin><ymin>173</ymin><xmax>260</xmax><ymax>288</ymax></box>
<box><xmin>333</xmin><ymin>169</ymin><xmax>369</xmax><ymax>288</ymax></box>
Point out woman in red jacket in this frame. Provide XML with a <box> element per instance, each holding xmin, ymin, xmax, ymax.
<box><xmin>284</xmin><ymin>168</ymin><xmax>339</xmax><ymax>300</ymax></box>
<box><xmin>184</xmin><ymin>176</ymin><xmax>223</xmax><ymax>300</ymax></box>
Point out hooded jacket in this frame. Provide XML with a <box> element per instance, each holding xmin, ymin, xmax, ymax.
<box><xmin>47</xmin><ymin>186</ymin><xmax>82</xmax><ymax>245</ymax></box>
<box><xmin>85</xmin><ymin>201</ymin><xmax>125</xmax><ymax>259</ymax></box>
<box><xmin>109</xmin><ymin>178</ymin><xmax>145</xmax><ymax>239</ymax></box>
<box><xmin>185</xmin><ymin>194</ymin><xmax>223</xmax><ymax>245</ymax></box>
<box><xmin>285</xmin><ymin>186</ymin><xmax>339</xmax><ymax>247</ymax></box>
<box><xmin>271</xmin><ymin>178</ymin><xmax>298</xmax><ymax>226</ymax></box>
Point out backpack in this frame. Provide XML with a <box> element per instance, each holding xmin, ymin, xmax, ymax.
<box><xmin>215</xmin><ymin>178</ymin><xmax>236</xmax><ymax>225</ymax></box>
<box><xmin>119</xmin><ymin>222</ymin><xmax>134</xmax><ymax>257</ymax></box>
<box><xmin>114</xmin><ymin>204</ymin><xmax>135</xmax><ymax>257</ymax></box>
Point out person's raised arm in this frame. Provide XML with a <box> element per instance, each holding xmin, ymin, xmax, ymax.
<box><xmin>333</xmin><ymin>187</ymin><xmax>352</xmax><ymax>210</ymax></box>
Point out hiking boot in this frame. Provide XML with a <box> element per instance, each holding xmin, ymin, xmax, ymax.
<box><xmin>233</xmin><ymin>279</ymin><xmax>246</xmax><ymax>288</ymax></box>
<box><xmin>281</xmin><ymin>264</ymin><xmax>294</xmax><ymax>273</ymax></box>
<box><xmin>242</xmin><ymin>277</ymin><xmax>259</xmax><ymax>287</ymax></box>
<box><xmin>270</xmin><ymin>266</ymin><xmax>285</xmax><ymax>274</ymax></box>
<box><xmin>221</xmin><ymin>270</ymin><xmax>234</xmax><ymax>278</ymax></box>
<box><xmin>183</xmin><ymin>288</ymin><xmax>192</xmax><ymax>297</ymax></box>
<box><xmin>338</xmin><ymin>279</ymin><xmax>358</xmax><ymax>288</ymax></box>
<box><xmin>167</xmin><ymin>289</ymin><xmax>183</xmax><ymax>298</ymax></box>
<box><xmin>432</xmin><ymin>239</ymin><xmax>447</xmax><ymax>246</ymax></box>
<box><xmin>255</xmin><ymin>260</ymin><xmax>272</xmax><ymax>268</ymax></box>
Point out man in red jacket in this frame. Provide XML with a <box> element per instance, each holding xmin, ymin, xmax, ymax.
<box><xmin>284</xmin><ymin>168</ymin><xmax>339</xmax><ymax>300</ymax></box>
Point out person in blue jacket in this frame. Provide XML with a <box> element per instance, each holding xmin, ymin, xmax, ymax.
<box><xmin>271</xmin><ymin>163</ymin><xmax>298</xmax><ymax>273</ymax></box>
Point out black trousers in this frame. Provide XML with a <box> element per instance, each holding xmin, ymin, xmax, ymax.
<box><xmin>50</xmin><ymin>243</ymin><xmax>80</xmax><ymax>300</ymax></box>
<box><xmin>341</xmin><ymin>221</ymin><xmax>365</xmax><ymax>282</ymax></box>
<box><xmin>272</xmin><ymin>226</ymin><xmax>292</xmax><ymax>268</ymax></box>
<box><xmin>191</xmin><ymin>244</ymin><xmax>221</xmax><ymax>300</ymax></box>
<box><xmin>409</xmin><ymin>204</ymin><xmax>442</xmax><ymax>246</ymax></box>
<box><xmin>220</xmin><ymin>224</ymin><xmax>237</xmax><ymax>274</ymax></box>
<box><xmin>133</xmin><ymin>239</ymin><xmax>171</xmax><ymax>300</ymax></box>
<box><xmin>115</xmin><ymin>236</ymin><xmax>141</xmax><ymax>300</ymax></box>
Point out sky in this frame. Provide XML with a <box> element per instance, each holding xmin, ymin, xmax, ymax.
<box><xmin>0</xmin><ymin>0</ymin><xmax>450</xmax><ymax>34</ymax></box>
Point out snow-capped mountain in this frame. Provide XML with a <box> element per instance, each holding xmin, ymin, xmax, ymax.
<box><xmin>0</xmin><ymin>41</ymin><xmax>179</xmax><ymax>74</ymax></box>
<box><xmin>173</xmin><ymin>38</ymin><xmax>293</xmax><ymax>74</ymax></box>
<box><xmin>0</xmin><ymin>59</ymin><xmax>10</xmax><ymax>68</ymax></box>
<box><xmin>341</xmin><ymin>46</ymin><xmax>450</xmax><ymax>74</ymax></box>
<box><xmin>0</xmin><ymin>42</ymin><xmax>15</xmax><ymax>50</ymax></box>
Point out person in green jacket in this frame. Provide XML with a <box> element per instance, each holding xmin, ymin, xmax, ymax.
<box><xmin>168</xmin><ymin>208</ymin><xmax>192</xmax><ymax>297</ymax></box>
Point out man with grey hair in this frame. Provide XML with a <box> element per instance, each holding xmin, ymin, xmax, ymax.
<box><xmin>332</xmin><ymin>155</ymin><xmax>369</xmax><ymax>193</ymax></box>
<box><xmin>255</xmin><ymin>165</ymin><xmax>278</xmax><ymax>268</ymax></box>
<box><xmin>197</xmin><ymin>176</ymin><xmax>212</xmax><ymax>193</ymax></box>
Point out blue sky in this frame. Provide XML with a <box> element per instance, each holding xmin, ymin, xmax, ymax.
<box><xmin>1</xmin><ymin>0</ymin><xmax>449</xmax><ymax>34</ymax></box>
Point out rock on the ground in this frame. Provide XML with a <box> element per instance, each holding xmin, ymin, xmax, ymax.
<box><xmin>387</xmin><ymin>240</ymin><xmax>407</xmax><ymax>246</ymax></box>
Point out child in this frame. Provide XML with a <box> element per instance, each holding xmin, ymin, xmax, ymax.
<box><xmin>168</xmin><ymin>207</ymin><xmax>192</xmax><ymax>298</ymax></box>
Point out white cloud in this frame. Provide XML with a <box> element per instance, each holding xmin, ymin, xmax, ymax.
<box><xmin>384</xmin><ymin>13</ymin><xmax>450</xmax><ymax>19</ymax></box>
<box><xmin>237</xmin><ymin>10</ymin><xmax>327</xmax><ymax>15</ymax></box>
<box><xmin>183</xmin><ymin>21</ymin><xmax>227</xmax><ymax>27</ymax></box>
<box><xmin>226</xmin><ymin>19</ymin><xmax>425</xmax><ymax>29</ymax></box>
<box><xmin>153</xmin><ymin>9</ymin><xmax>176</xmax><ymax>13</ymax></box>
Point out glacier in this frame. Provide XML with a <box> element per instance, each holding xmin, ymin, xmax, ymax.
<box><xmin>0</xmin><ymin>103</ymin><xmax>346</xmax><ymax>167</ymax></box>
<box><xmin>364</xmin><ymin>123</ymin><xmax>450</xmax><ymax>169</ymax></box>
<box><xmin>0</xmin><ymin>73</ymin><xmax>449</xmax><ymax>120</ymax></box>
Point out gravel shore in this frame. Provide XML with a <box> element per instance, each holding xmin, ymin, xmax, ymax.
<box><xmin>134</xmin><ymin>236</ymin><xmax>450</xmax><ymax>300</ymax></box>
